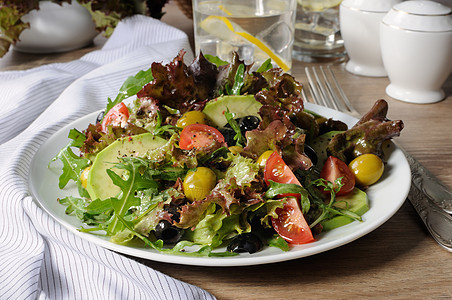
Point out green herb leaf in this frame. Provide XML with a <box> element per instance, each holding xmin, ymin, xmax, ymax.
<box><xmin>231</xmin><ymin>64</ymin><xmax>245</xmax><ymax>95</ymax></box>
<box><xmin>106</xmin><ymin>158</ymin><xmax>159</xmax><ymax>235</ymax></box>
<box><xmin>256</xmin><ymin>58</ymin><xmax>273</xmax><ymax>73</ymax></box>
<box><xmin>265</xmin><ymin>180</ymin><xmax>310</xmax><ymax>214</ymax></box>
<box><xmin>105</xmin><ymin>67</ymin><xmax>154</xmax><ymax>116</ymax></box>
<box><xmin>268</xmin><ymin>235</ymin><xmax>290</xmax><ymax>251</ymax></box>
<box><xmin>225</xmin><ymin>109</ymin><xmax>245</xmax><ymax>146</ymax></box>
<box><xmin>53</xmin><ymin>145</ymin><xmax>90</xmax><ymax>189</ymax></box>
<box><xmin>204</xmin><ymin>54</ymin><xmax>229</xmax><ymax>66</ymax></box>
<box><xmin>58</xmin><ymin>196</ymin><xmax>87</xmax><ymax>219</ymax></box>
<box><xmin>68</xmin><ymin>128</ymin><xmax>86</xmax><ymax>148</ymax></box>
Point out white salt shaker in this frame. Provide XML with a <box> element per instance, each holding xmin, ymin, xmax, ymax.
<box><xmin>380</xmin><ymin>1</ymin><xmax>452</xmax><ymax>104</ymax></box>
<box><xmin>340</xmin><ymin>0</ymin><xmax>402</xmax><ymax>77</ymax></box>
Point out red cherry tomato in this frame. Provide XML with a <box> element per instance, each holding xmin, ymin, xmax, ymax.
<box><xmin>264</xmin><ymin>152</ymin><xmax>314</xmax><ymax>245</ymax></box>
<box><xmin>101</xmin><ymin>102</ymin><xmax>129</xmax><ymax>132</ymax></box>
<box><xmin>320</xmin><ymin>156</ymin><xmax>355</xmax><ymax>196</ymax></box>
<box><xmin>179</xmin><ymin>124</ymin><xmax>225</xmax><ymax>150</ymax></box>
<box><xmin>271</xmin><ymin>198</ymin><xmax>315</xmax><ymax>245</ymax></box>
<box><xmin>264</xmin><ymin>151</ymin><xmax>300</xmax><ymax>186</ymax></box>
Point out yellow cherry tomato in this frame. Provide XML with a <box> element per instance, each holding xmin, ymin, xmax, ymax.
<box><xmin>257</xmin><ymin>150</ymin><xmax>276</xmax><ymax>168</ymax></box>
<box><xmin>348</xmin><ymin>154</ymin><xmax>384</xmax><ymax>186</ymax></box>
<box><xmin>228</xmin><ymin>145</ymin><xmax>243</xmax><ymax>154</ymax></box>
<box><xmin>183</xmin><ymin>167</ymin><xmax>217</xmax><ymax>202</ymax></box>
<box><xmin>176</xmin><ymin>111</ymin><xmax>209</xmax><ymax>129</ymax></box>
<box><xmin>80</xmin><ymin>166</ymin><xmax>91</xmax><ymax>189</ymax></box>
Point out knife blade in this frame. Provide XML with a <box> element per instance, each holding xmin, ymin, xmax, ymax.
<box><xmin>406</xmin><ymin>152</ymin><xmax>452</xmax><ymax>252</ymax></box>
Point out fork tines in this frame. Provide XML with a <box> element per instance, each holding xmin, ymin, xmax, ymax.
<box><xmin>303</xmin><ymin>66</ymin><xmax>359</xmax><ymax>117</ymax></box>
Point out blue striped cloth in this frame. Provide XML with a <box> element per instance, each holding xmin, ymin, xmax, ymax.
<box><xmin>0</xmin><ymin>15</ymin><xmax>215</xmax><ymax>300</ymax></box>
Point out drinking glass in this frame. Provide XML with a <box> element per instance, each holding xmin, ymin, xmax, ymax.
<box><xmin>192</xmin><ymin>0</ymin><xmax>297</xmax><ymax>72</ymax></box>
<box><xmin>292</xmin><ymin>0</ymin><xmax>346</xmax><ymax>62</ymax></box>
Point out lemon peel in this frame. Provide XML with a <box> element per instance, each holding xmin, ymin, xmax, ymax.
<box><xmin>218</xmin><ymin>5</ymin><xmax>232</xmax><ymax>16</ymax></box>
<box><xmin>200</xmin><ymin>15</ymin><xmax>290</xmax><ymax>72</ymax></box>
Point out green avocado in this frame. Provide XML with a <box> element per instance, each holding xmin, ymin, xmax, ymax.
<box><xmin>310</xmin><ymin>130</ymin><xmax>343</xmax><ymax>169</ymax></box>
<box><xmin>321</xmin><ymin>188</ymin><xmax>369</xmax><ymax>231</ymax></box>
<box><xmin>202</xmin><ymin>95</ymin><xmax>262</xmax><ymax>127</ymax></box>
<box><xmin>86</xmin><ymin>133</ymin><xmax>166</xmax><ymax>200</ymax></box>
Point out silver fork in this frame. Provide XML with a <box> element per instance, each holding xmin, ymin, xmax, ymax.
<box><xmin>304</xmin><ymin>65</ymin><xmax>452</xmax><ymax>252</ymax></box>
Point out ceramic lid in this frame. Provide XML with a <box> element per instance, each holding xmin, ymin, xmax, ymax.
<box><xmin>382</xmin><ymin>1</ymin><xmax>452</xmax><ymax>32</ymax></box>
<box><xmin>341</xmin><ymin>0</ymin><xmax>402</xmax><ymax>13</ymax></box>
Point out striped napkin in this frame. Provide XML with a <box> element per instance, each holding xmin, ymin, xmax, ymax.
<box><xmin>0</xmin><ymin>15</ymin><xmax>215</xmax><ymax>300</ymax></box>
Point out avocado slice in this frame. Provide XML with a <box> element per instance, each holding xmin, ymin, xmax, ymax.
<box><xmin>310</xmin><ymin>130</ymin><xmax>343</xmax><ymax>169</ymax></box>
<box><xmin>86</xmin><ymin>133</ymin><xmax>166</xmax><ymax>200</ymax></box>
<box><xmin>202</xmin><ymin>95</ymin><xmax>262</xmax><ymax>127</ymax></box>
<box><xmin>321</xmin><ymin>188</ymin><xmax>369</xmax><ymax>231</ymax></box>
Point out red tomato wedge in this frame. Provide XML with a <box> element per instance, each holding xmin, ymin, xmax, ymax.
<box><xmin>101</xmin><ymin>102</ymin><xmax>129</xmax><ymax>132</ymax></box>
<box><xmin>264</xmin><ymin>152</ymin><xmax>314</xmax><ymax>245</ymax></box>
<box><xmin>179</xmin><ymin>124</ymin><xmax>225</xmax><ymax>150</ymax></box>
<box><xmin>264</xmin><ymin>151</ymin><xmax>300</xmax><ymax>186</ymax></box>
<box><xmin>271</xmin><ymin>198</ymin><xmax>315</xmax><ymax>244</ymax></box>
<box><xmin>320</xmin><ymin>156</ymin><xmax>355</xmax><ymax>196</ymax></box>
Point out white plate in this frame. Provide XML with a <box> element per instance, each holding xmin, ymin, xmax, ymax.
<box><xmin>29</xmin><ymin>103</ymin><xmax>411</xmax><ymax>267</ymax></box>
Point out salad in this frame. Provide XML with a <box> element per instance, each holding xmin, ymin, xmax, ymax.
<box><xmin>52</xmin><ymin>51</ymin><xmax>404</xmax><ymax>257</ymax></box>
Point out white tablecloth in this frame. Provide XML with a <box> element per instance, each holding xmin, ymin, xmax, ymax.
<box><xmin>0</xmin><ymin>15</ymin><xmax>215</xmax><ymax>300</ymax></box>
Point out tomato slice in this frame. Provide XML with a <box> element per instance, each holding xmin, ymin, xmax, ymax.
<box><xmin>271</xmin><ymin>198</ymin><xmax>315</xmax><ymax>244</ymax></box>
<box><xmin>179</xmin><ymin>124</ymin><xmax>225</xmax><ymax>150</ymax></box>
<box><xmin>319</xmin><ymin>156</ymin><xmax>355</xmax><ymax>196</ymax></box>
<box><xmin>101</xmin><ymin>102</ymin><xmax>129</xmax><ymax>133</ymax></box>
<box><xmin>264</xmin><ymin>151</ymin><xmax>300</xmax><ymax>186</ymax></box>
<box><xmin>264</xmin><ymin>152</ymin><xmax>314</xmax><ymax>244</ymax></box>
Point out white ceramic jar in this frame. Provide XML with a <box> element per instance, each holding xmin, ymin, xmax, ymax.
<box><xmin>380</xmin><ymin>1</ymin><xmax>452</xmax><ymax>104</ymax></box>
<box><xmin>14</xmin><ymin>1</ymin><xmax>98</xmax><ymax>54</ymax></box>
<box><xmin>340</xmin><ymin>0</ymin><xmax>402</xmax><ymax>77</ymax></box>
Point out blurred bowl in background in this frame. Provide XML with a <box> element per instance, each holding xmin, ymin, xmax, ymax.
<box><xmin>14</xmin><ymin>1</ymin><xmax>98</xmax><ymax>54</ymax></box>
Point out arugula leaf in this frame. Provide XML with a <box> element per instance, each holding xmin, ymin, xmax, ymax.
<box><xmin>58</xmin><ymin>196</ymin><xmax>88</xmax><ymax>220</ymax></box>
<box><xmin>106</xmin><ymin>158</ymin><xmax>159</xmax><ymax>235</ymax></box>
<box><xmin>153</xmin><ymin>110</ymin><xmax>178</xmax><ymax>137</ymax></box>
<box><xmin>204</xmin><ymin>54</ymin><xmax>229</xmax><ymax>67</ymax></box>
<box><xmin>68</xmin><ymin>128</ymin><xmax>86</xmax><ymax>148</ymax></box>
<box><xmin>105</xmin><ymin>67</ymin><xmax>154</xmax><ymax>115</ymax></box>
<box><xmin>265</xmin><ymin>180</ymin><xmax>310</xmax><ymax>214</ymax></box>
<box><xmin>268</xmin><ymin>235</ymin><xmax>290</xmax><ymax>251</ymax></box>
<box><xmin>225</xmin><ymin>109</ymin><xmax>245</xmax><ymax>146</ymax></box>
<box><xmin>308</xmin><ymin>178</ymin><xmax>361</xmax><ymax>228</ymax></box>
<box><xmin>231</xmin><ymin>63</ymin><xmax>245</xmax><ymax>95</ymax></box>
<box><xmin>256</xmin><ymin>59</ymin><xmax>273</xmax><ymax>73</ymax></box>
<box><xmin>53</xmin><ymin>145</ymin><xmax>90</xmax><ymax>189</ymax></box>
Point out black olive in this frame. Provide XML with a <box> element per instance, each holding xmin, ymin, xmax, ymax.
<box><xmin>96</xmin><ymin>111</ymin><xmax>104</xmax><ymax>123</ymax></box>
<box><xmin>163</xmin><ymin>200</ymin><xmax>187</xmax><ymax>223</ymax></box>
<box><xmin>153</xmin><ymin>220</ymin><xmax>184</xmax><ymax>244</ymax></box>
<box><xmin>227</xmin><ymin>233</ymin><xmax>263</xmax><ymax>254</ymax></box>
<box><xmin>218</xmin><ymin>127</ymin><xmax>237</xmax><ymax>146</ymax></box>
<box><xmin>304</xmin><ymin>144</ymin><xmax>318</xmax><ymax>166</ymax></box>
<box><xmin>238</xmin><ymin>116</ymin><xmax>260</xmax><ymax>133</ymax></box>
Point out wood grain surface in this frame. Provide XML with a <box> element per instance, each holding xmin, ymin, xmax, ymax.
<box><xmin>2</xmin><ymin>1</ymin><xmax>451</xmax><ymax>299</ymax></box>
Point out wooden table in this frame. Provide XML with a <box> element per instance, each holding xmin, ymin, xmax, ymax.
<box><xmin>2</xmin><ymin>1</ymin><xmax>451</xmax><ymax>299</ymax></box>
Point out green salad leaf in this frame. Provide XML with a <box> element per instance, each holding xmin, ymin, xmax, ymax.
<box><xmin>52</xmin><ymin>145</ymin><xmax>90</xmax><ymax>189</ymax></box>
<box><xmin>106</xmin><ymin>158</ymin><xmax>159</xmax><ymax>235</ymax></box>
<box><xmin>105</xmin><ymin>66</ymin><xmax>154</xmax><ymax>116</ymax></box>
